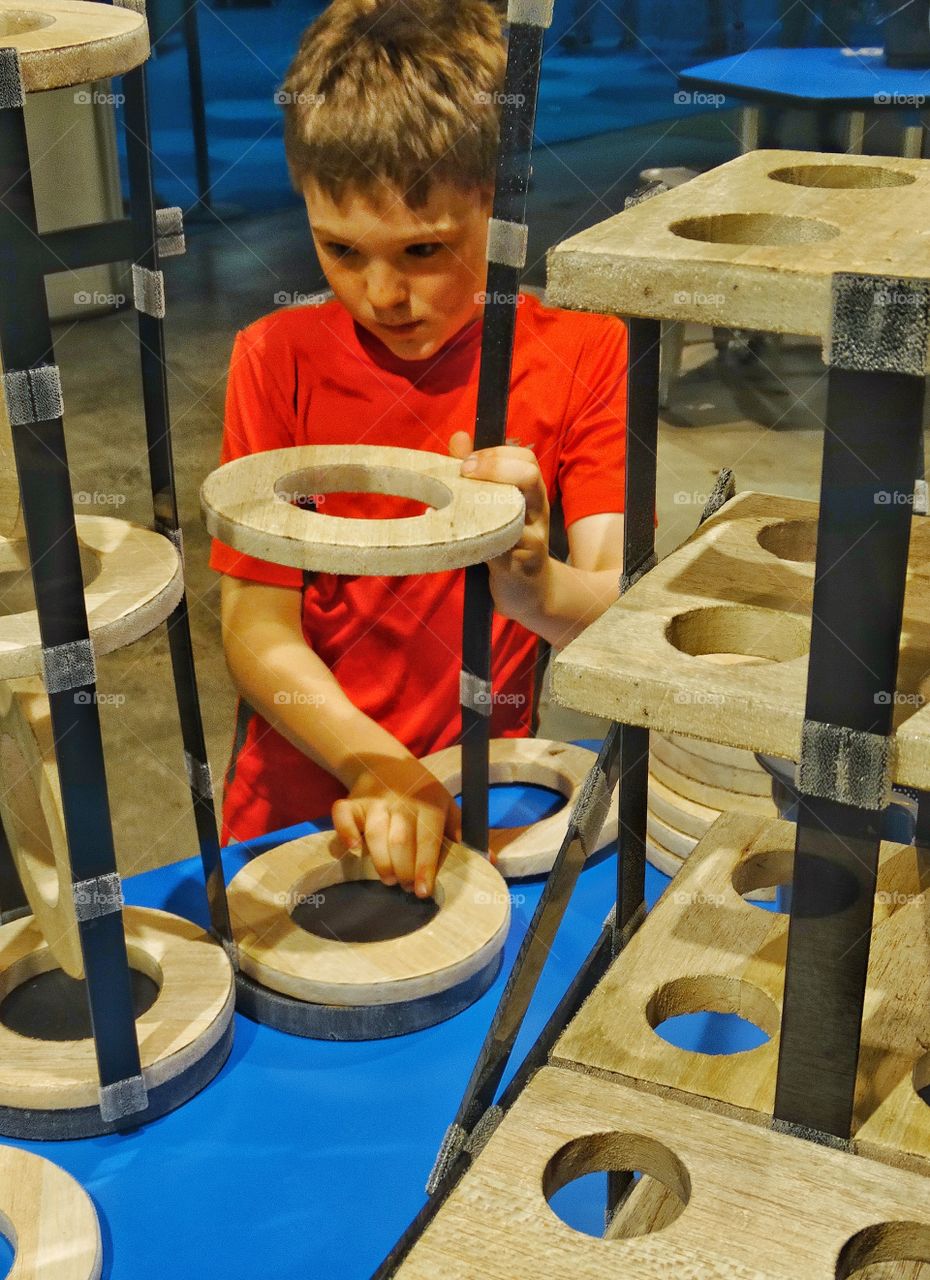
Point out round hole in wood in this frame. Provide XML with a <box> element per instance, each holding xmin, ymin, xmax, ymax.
<box><xmin>731</xmin><ymin>844</ymin><xmax>794</xmax><ymax>910</ymax></box>
<box><xmin>665</xmin><ymin>605</ymin><xmax>809</xmax><ymax>664</ymax></box>
<box><xmin>769</xmin><ymin>163</ymin><xmax>916</xmax><ymax>189</ymax></box>
<box><xmin>836</xmin><ymin>1223</ymin><xmax>930</xmax><ymax>1278</ymax></box>
<box><xmin>669</xmin><ymin>212</ymin><xmax>840</xmax><ymax>246</ymax></box>
<box><xmin>0</xmin><ymin>9</ymin><xmax>55</xmax><ymax>35</ymax></box>
<box><xmin>0</xmin><ymin>731</ymin><xmax>57</xmax><ymax>909</ymax></box>
<box><xmin>543</xmin><ymin>1132</ymin><xmax>690</xmax><ymax>1240</ymax></box>
<box><xmin>0</xmin><ymin>966</ymin><xmax>159</xmax><ymax>1041</ymax></box>
<box><xmin>756</xmin><ymin>519</ymin><xmax>818</xmax><ymax>564</ymax></box>
<box><xmin>289</xmin><ymin>880</ymin><xmax>440</xmax><ymax>943</ymax></box>
<box><xmin>646</xmin><ymin>975</ymin><xmax>780</xmax><ymax>1055</ymax></box>
<box><xmin>274</xmin><ymin>464</ymin><xmax>452</xmax><ymax>519</ymax></box>
<box><xmin>0</xmin><ymin>544</ymin><xmax>100</xmax><ymax>618</ymax></box>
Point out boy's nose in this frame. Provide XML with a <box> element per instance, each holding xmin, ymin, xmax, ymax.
<box><xmin>366</xmin><ymin>264</ymin><xmax>408</xmax><ymax>311</ymax></box>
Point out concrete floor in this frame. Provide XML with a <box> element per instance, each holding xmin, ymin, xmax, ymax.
<box><xmin>42</xmin><ymin>111</ymin><xmax>872</xmax><ymax>873</ymax></box>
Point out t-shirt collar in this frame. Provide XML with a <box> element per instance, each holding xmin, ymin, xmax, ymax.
<box><xmin>343</xmin><ymin>306</ymin><xmax>483</xmax><ymax>385</ymax></box>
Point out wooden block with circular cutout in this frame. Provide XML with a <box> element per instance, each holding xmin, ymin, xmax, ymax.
<box><xmin>0</xmin><ymin>0</ymin><xmax>149</xmax><ymax>93</ymax></box>
<box><xmin>0</xmin><ymin>1145</ymin><xmax>102</xmax><ymax>1279</ymax></box>
<box><xmin>201</xmin><ymin>444</ymin><xmax>525</xmax><ymax>576</ymax></box>
<box><xmin>547</xmin><ymin>148</ymin><xmax>930</xmax><ymax>361</ymax></box>
<box><xmin>552</xmin><ymin>810</ymin><xmax>930</xmax><ymax>1178</ymax></box>
<box><xmin>420</xmin><ymin>738</ymin><xmax>619</xmax><ymax>878</ymax></box>
<box><xmin>551</xmin><ymin>489</ymin><xmax>930</xmax><ymax>792</ymax></box>
<box><xmin>398</xmin><ymin>1065</ymin><xmax>930</xmax><ymax>1279</ymax></box>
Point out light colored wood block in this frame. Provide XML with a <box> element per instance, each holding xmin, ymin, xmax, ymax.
<box><xmin>400</xmin><ymin>1065</ymin><xmax>930</xmax><ymax>1279</ymax></box>
<box><xmin>646</xmin><ymin>806</ymin><xmax>696</xmax><ymax>860</ymax></box>
<box><xmin>0</xmin><ymin>353</ymin><xmax>23</xmax><ymax>544</ymax></box>
<box><xmin>0</xmin><ymin>516</ymin><xmax>183</xmax><ymax>681</ymax></box>
<box><xmin>229</xmin><ymin>830</ymin><xmax>510</xmax><ymax>1005</ymax></box>
<box><xmin>667</xmin><ymin>733</ymin><xmax>762</xmax><ymax>770</ymax></box>
<box><xmin>650</xmin><ymin>732</ymin><xmax>773</xmax><ymax>797</ymax></box>
<box><xmin>552</xmin><ymin>810</ymin><xmax>930</xmax><ymax>1178</ymax></box>
<box><xmin>201</xmin><ymin>444</ymin><xmax>525</xmax><ymax>575</ymax></box>
<box><xmin>420</xmin><ymin>738</ymin><xmax>619</xmax><ymax>878</ymax></box>
<box><xmin>552</xmin><ymin>490</ymin><xmax>930</xmax><ymax>792</ymax></box>
<box><xmin>0</xmin><ymin>1144</ymin><xmax>101</xmax><ymax>1279</ymax></box>
<box><xmin>649</xmin><ymin>750</ymin><xmax>779</xmax><ymax>816</ymax></box>
<box><xmin>0</xmin><ymin>0</ymin><xmax>148</xmax><ymax>92</ymax></box>
<box><xmin>547</xmin><ymin>148</ymin><xmax>930</xmax><ymax>361</ymax></box>
<box><xmin>647</xmin><ymin>770</ymin><xmax>718</xmax><ymax>840</ymax></box>
<box><xmin>0</xmin><ymin>906</ymin><xmax>233</xmax><ymax>1110</ymax></box>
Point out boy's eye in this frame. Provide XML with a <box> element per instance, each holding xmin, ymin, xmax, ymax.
<box><xmin>405</xmin><ymin>243</ymin><xmax>442</xmax><ymax>259</ymax></box>
<box><xmin>325</xmin><ymin>242</ymin><xmax>355</xmax><ymax>259</ymax></box>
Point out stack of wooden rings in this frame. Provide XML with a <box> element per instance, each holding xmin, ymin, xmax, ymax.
<box><xmin>648</xmin><ymin>731</ymin><xmax>779</xmax><ymax>884</ymax></box>
<box><xmin>0</xmin><ymin>677</ymin><xmax>235</xmax><ymax>1137</ymax></box>
<box><xmin>203</xmin><ymin>443</ymin><xmax>526</xmax><ymax>1037</ymax></box>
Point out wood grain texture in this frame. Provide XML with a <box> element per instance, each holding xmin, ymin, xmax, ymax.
<box><xmin>400</xmin><ymin>1066</ymin><xmax>930</xmax><ymax>1278</ymax></box>
<box><xmin>201</xmin><ymin>444</ymin><xmax>525</xmax><ymax>575</ymax></box>
<box><xmin>650</xmin><ymin>732</ymin><xmax>773</xmax><ymax>796</ymax></box>
<box><xmin>0</xmin><ymin>352</ymin><xmax>23</xmax><ymax>543</ymax></box>
<box><xmin>553</xmin><ymin>811</ymin><xmax>930</xmax><ymax>1178</ymax></box>
<box><xmin>0</xmin><ymin>677</ymin><xmax>83</xmax><ymax>976</ymax></box>
<box><xmin>0</xmin><ymin>516</ymin><xmax>183</xmax><ymax>680</ymax></box>
<box><xmin>552</xmin><ymin>490</ymin><xmax>930</xmax><ymax>791</ymax></box>
<box><xmin>547</xmin><ymin>148</ymin><xmax>930</xmax><ymax>359</ymax></box>
<box><xmin>229</xmin><ymin>830</ymin><xmax>511</xmax><ymax>1005</ymax></box>
<box><xmin>421</xmin><ymin>738</ymin><xmax>619</xmax><ymax>878</ymax></box>
<box><xmin>0</xmin><ymin>1144</ymin><xmax>101</xmax><ymax>1279</ymax></box>
<box><xmin>0</xmin><ymin>906</ymin><xmax>233</xmax><ymax>1110</ymax></box>
<box><xmin>0</xmin><ymin>0</ymin><xmax>148</xmax><ymax>92</ymax></box>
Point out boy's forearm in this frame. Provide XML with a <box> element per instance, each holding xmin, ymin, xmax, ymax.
<box><xmin>524</xmin><ymin>557</ymin><xmax>620</xmax><ymax>650</ymax></box>
<box><xmin>223</xmin><ymin>596</ymin><xmax>411</xmax><ymax>790</ymax></box>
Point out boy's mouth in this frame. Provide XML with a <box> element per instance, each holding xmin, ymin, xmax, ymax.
<box><xmin>378</xmin><ymin>320</ymin><xmax>422</xmax><ymax>335</ymax></box>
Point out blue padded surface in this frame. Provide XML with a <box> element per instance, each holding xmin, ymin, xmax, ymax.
<box><xmin>4</xmin><ymin>743</ymin><xmax>775</xmax><ymax>1279</ymax></box>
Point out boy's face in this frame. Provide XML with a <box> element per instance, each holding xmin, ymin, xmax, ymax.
<box><xmin>303</xmin><ymin>178</ymin><xmax>492</xmax><ymax>361</ymax></box>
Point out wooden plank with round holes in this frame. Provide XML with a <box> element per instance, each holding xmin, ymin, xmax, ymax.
<box><xmin>399</xmin><ymin>1066</ymin><xmax>930</xmax><ymax>1279</ymax></box>
<box><xmin>650</xmin><ymin>732</ymin><xmax>773</xmax><ymax>797</ymax></box>
<box><xmin>552</xmin><ymin>489</ymin><xmax>930</xmax><ymax>792</ymax></box>
<box><xmin>228</xmin><ymin>831</ymin><xmax>511</xmax><ymax>1006</ymax></box>
<box><xmin>547</xmin><ymin>148</ymin><xmax>930</xmax><ymax>355</ymax></box>
<box><xmin>420</xmin><ymin>738</ymin><xmax>619</xmax><ymax>878</ymax></box>
<box><xmin>0</xmin><ymin>516</ymin><xmax>183</xmax><ymax>681</ymax></box>
<box><xmin>0</xmin><ymin>906</ymin><xmax>233</xmax><ymax>1111</ymax></box>
<box><xmin>552</xmin><ymin>811</ymin><xmax>930</xmax><ymax>1178</ymax></box>
<box><xmin>0</xmin><ymin>1145</ymin><xmax>101</xmax><ymax>1279</ymax></box>
<box><xmin>0</xmin><ymin>0</ymin><xmax>148</xmax><ymax>92</ymax></box>
<box><xmin>201</xmin><ymin>444</ymin><xmax>525</xmax><ymax>576</ymax></box>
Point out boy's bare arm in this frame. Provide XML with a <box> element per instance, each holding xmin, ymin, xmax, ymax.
<box><xmin>220</xmin><ymin>577</ymin><xmax>460</xmax><ymax>896</ymax></box>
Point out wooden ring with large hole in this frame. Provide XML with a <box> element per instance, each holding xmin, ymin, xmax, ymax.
<box><xmin>229</xmin><ymin>831</ymin><xmax>510</xmax><ymax>1014</ymax></box>
<box><xmin>0</xmin><ymin>907</ymin><xmax>234</xmax><ymax>1135</ymax></box>
<box><xmin>0</xmin><ymin>516</ymin><xmax>183</xmax><ymax>681</ymax></box>
<box><xmin>0</xmin><ymin>0</ymin><xmax>149</xmax><ymax>93</ymax></box>
<box><xmin>200</xmin><ymin>444</ymin><xmax>525</xmax><ymax>575</ymax></box>
<box><xmin>421</xmin><ymin>738</ymin><xmax>620</xmax><ymax>877</ymax></box>
<box><xmin>0</xmin><ymin>1144</ymin><xmax>102</xmax><ymax>1279</ymax></box>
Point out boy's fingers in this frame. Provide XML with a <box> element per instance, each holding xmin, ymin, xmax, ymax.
<box><xmin>331</xmin><ymin>799</ymin><xmax>363</xmax><ymax>856</ymax></box>
<box><xmin>460</xmin><ymin>451</ymin><xmax>545</xmax><ymax>520</ymax></box>
<box><xmin>386</xmin><ymin>808</ymin><xmax>416</xmax><ymax>890</ymax></box>
<box><xmin>414</xmin><ymin>808</ymin><xmax>445</xmax><ymax>899</ymax></box>
<box><xmin>444</xmin><ymin>801</ymin><xmax>462</xmax><ymax>845</ymax></box>
<box><xmin>363</xmin><ymin>805</ymin><xmax>396</xmax><ymax>885</ymax></box>
<box><xmin>447</xmin><ymin>430</ymin><xmax>472</xmax><ymax>459</ymax></box>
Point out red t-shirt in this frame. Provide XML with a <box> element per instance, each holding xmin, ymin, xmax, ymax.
<box><xmin>209</xmin><ymin>293</ymin><xmax>627</xmax><ymax>844</ymax></box>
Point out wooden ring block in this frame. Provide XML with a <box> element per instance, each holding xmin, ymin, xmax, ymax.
<box><xmin>647</xmin><ymin>771</ymin><xmax>718</xmax><ymax>840</ymax></box>
<box><xmin>200</xmin><ymin>445</ymin><xmax>525</xmax><ymax>575</ymax></box>
<box><xmin>0</xmin><ymin>1145</ymin><xmax>101</xmax><ymax>1279</ymax></box>
<box><xmin>0</xmin><ymin>0</ymin><xmax>149</xmax><ymax>92</ymax></box>
<box><xmin>421</xmin><ymin>738</ymin><xmax>620</xmax><ymax>878</ymax></box>
<box><xmin>649</xmin><ymin>750</ymin><xmax>778</xmax><ymax>817</ymax></box>
<box><xmin>0</xmin><ymin>516</ymin><xmax>183</xmax><ymax>682</ymax></box>
<box><xmin>399</xmin><ymin>1066</ymin><xmax>930</xmax><ymax>1279</ymax></box>
<box><xmin>229</xmin><ymin>831</ymin><xmax>510</xmax><ymax>1006</ymax></box>
<box><xmin>650</xmin><ymin>732</ymin><xmax>773</xmax><ymax>797</ymax></box>
<box><xmin>554</xmin><ymin>811</ymin><xmax>930</xmax><ymax>1177</ymax></box>
<box><xmin>0</xmin><ymin>906</ymin><xmax>234</xmax><ymax>1113</ymax></box>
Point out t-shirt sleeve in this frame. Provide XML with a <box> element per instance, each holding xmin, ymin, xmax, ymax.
<box><xmin>208</xmin><ymin>325</ymin><xmax>304</xmax><ymax>588</ymax></box>
<box><xmin>557</xmin><ymin>314</ymin><xmax>628</xmax><ymax>530</ymax></box>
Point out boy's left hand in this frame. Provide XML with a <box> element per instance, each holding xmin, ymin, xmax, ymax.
<box><xmin>449</xmin><ymin>430</ymin><xmax>550</xmax><ymax>628</ymax></box>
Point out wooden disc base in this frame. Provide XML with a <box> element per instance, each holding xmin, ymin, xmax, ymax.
<box><xmin>0</xmin><ymin>1143</ymin><xmax>102</xmax><ymax>1278</ymax></box>
<box><xmin>234</xmin><ymin>951</ymin><xmax>503</xmax><ymax>1041</ymax></box>
<box><xmin>0</xmin><ymin>907</ymin><xmax>235</xmax><ymax>1139</ymax></box>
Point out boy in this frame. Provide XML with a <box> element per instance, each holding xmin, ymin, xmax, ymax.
<box><xmin>210</xmin><ymin>0</ymin><xmax>628</xmax><ymax>901</ymax></box>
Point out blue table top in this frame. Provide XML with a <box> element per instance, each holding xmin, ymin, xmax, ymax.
<box><xmin>680</xmin><ymin>46</ymin><xmax>930</xmax><ymax>108</ymax></box>
<box><xmin>1</xmin><ymin>748</ymin><xmax>774</xmax><ymax>1280</ymax></box>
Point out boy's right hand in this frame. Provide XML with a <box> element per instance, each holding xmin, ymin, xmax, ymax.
<box><xmin>331</xmin><ymin>756</ymin><xmax>462</xmax><ymax>900</ymax></box>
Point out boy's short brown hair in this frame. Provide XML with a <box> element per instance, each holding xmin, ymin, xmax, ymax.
<box><xmin>280</xmin><ymin>0</ymin><xmax>507</xmax><ymax>207</ymax></box>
